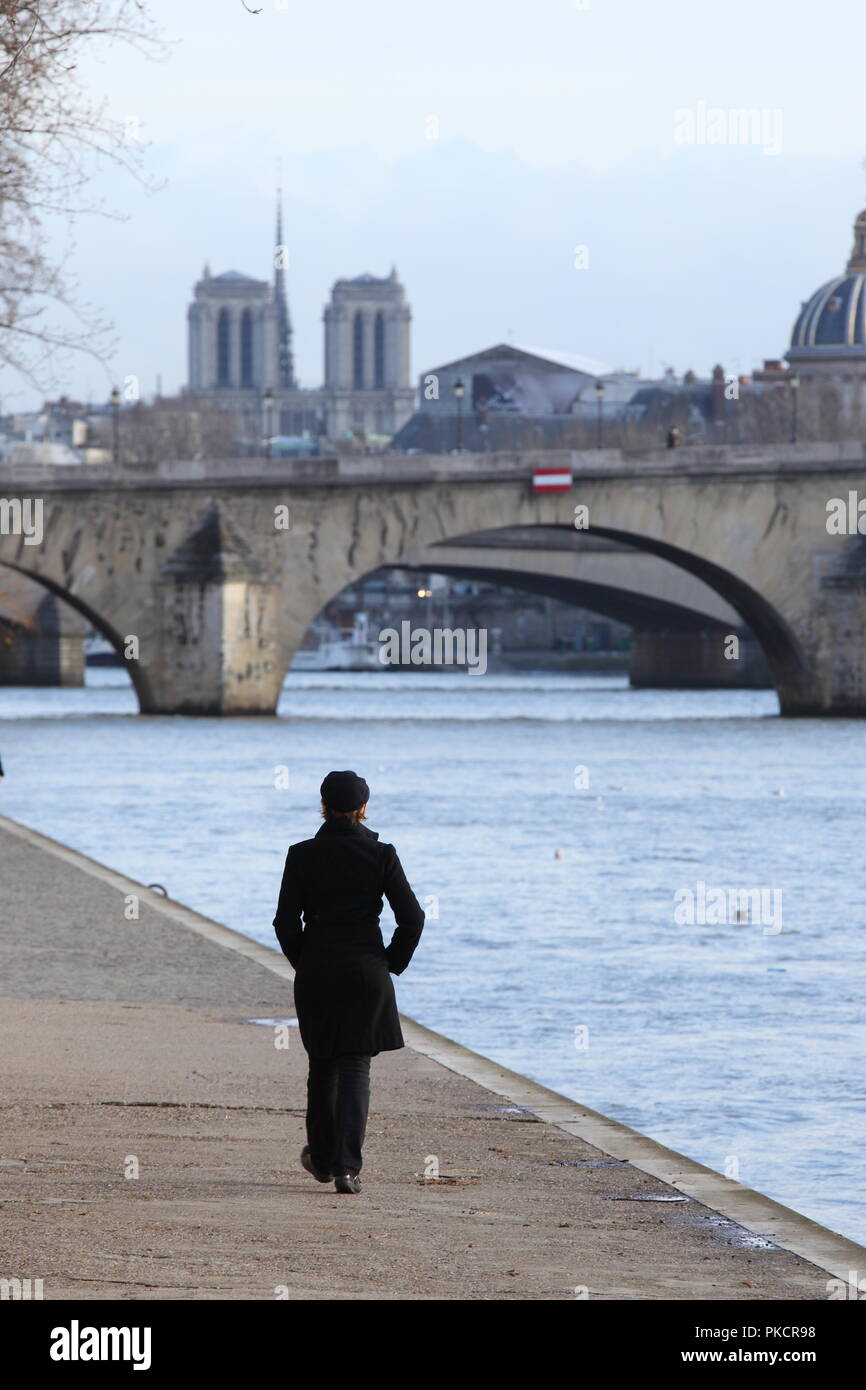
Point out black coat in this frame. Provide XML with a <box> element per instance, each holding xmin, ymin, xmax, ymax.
<box><xmin>273</xmin><ymin>819</ymin><xmax>425</xmax><ymax>1058</ymax></box>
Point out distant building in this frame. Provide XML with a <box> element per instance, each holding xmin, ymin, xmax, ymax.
<box><xmin>0</xmin><ymin>398</ymin><xmax>94</xmax><ymax>465</ymax></box>
<box><xmin>3</xmin><ymin>440</ymin><xmax>81</xmax><ymax>467</ymax></box>
<box><xmin>788</xmin><ymin>205</ymin><xmax>866</xmax><ymax>416</ymax></box>
<box><xmin>185</xmin><ymin>196</ymin><xmax>415</xmax><ymax>445</ymax></box>
<box><xmin>395</xmin><ymin>342</ymin><xmax>728</xmax><ymax>451</ymax></box>
<box><xmin>751</xmin><ymin>358</ymin><xmax>789</xmax><ymax>386</ymax></box>
<box><xmin>418</xmin><ymin>342</ymin><xmax>616</xmax><ymax>414</ymax></box>
<box><xmin>394</xmin><ymin>342</ymin><xmax>646</xmax><ymax>451</ymax></box>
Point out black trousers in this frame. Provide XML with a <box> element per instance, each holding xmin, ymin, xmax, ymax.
<box><xmin>306</xmin><ymin>1053</ymin><xmax>371</xmax><ymax>1176</ymax></box>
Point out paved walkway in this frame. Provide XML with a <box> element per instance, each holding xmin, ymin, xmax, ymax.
<box><xmin>0</xmin><ymin>816</ymin><xmax>854</xmax><ymax>1300</ymax></box>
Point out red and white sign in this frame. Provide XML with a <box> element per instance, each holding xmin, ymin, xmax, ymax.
<box><xmin>532</xmin><ymin>467</ymin><xmax>573</xmax><ymax>492</ymax></box>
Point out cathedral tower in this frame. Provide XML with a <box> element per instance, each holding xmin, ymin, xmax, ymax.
<box><xmin>323</xmin><ymin>268</ymin><xmax>411</xmax><ymax>392</ymax></box>
<box><xmin>186</xmin><ymin>223</ymin><xmax>415</xmax><ymax>442</ymax></box>
<box><xmin>187</xmin><ymin>266</ymin><xmax>278</xmax><ymax>393</ymax></box>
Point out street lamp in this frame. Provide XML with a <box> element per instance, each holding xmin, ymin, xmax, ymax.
<box><xmin>788</xmin><ymin>371</ymin><xmax>800</xmax><ymax>444</ymax></box>
<box><xmin>262</xmin><ymin>386</ymin><xmax>276</xmax><ymax>461</ymax></box>
<box><xmin>453</xmin><ymin>377</ymin><xmax>465</xmax><ymax>453</ymax></box>
<box><xmin>417</xmin><ymin>585</ymin><xmax>433</xmax><ymax>628</ymax></box>
<box><xmin>110</xmin><ymin>386</ymin><xmax>120</xmax><ymax>466</ymax></box>
<box><xmin>594</xmin><ymin>379</ymin><xmax>605</xmax><ymax>448</ymax></box>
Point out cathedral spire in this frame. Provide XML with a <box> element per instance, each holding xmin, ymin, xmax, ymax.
<box><xmin>274</xmin><ymin>183</ymin><xmax>295</xmax><ymax>388</ymax></box>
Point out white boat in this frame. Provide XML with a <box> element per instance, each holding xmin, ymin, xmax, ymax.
<box><xmin>84</xmin><ymin>632</ymin><xmax>121</xmax><ymax>667</ymax></box>
<box><xmin>290</xmin><ymin>614</ymin><xmax>382</xmax><ymax>672</ymax></box>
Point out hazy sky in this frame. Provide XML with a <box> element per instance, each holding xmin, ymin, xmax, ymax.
<box><xmin>11</xmin><ymin>0</ymin><xmax>866</xmax><ymax>409</ymax></box>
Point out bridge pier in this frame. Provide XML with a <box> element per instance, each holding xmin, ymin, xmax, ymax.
<box><xmin>774</xmin><ymin>575</ymin><xmax>866</xmax><ymax>716</ymax></box>
<box><xmin>0</xmin><ymin>594</ymin><xmax>85</xmax><ymax>687</ymax></box>
<box><xmin>629</xmin><ymin>629</ymin><xmax>771</xmax><ymax>690</ymax></box>
<box><xmin>138</xmin><ymin>504</ymin><xmax>286</xmax><ymax>715</ymax></box>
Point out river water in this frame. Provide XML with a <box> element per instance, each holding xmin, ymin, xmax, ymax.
<box><xmin>1</xmin><ymin>668</ymin><xmax>864</xmax><ymax>1246</ymax></box>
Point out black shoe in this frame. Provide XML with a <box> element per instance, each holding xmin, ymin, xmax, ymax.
<box><xmin>334</xmin><ymin>1173</ymin><xmax>361</xmax><ymax>1194</ymax></box>
<box><xmin>301</xmin><ymin>1145</ymin><xmax>331</xmax><ymax>1183</ymax></box>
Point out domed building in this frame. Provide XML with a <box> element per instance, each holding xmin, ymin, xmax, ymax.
<box><xmin>788</xmin><ymin>207</ymin><xmax>866</xmax><ymax>424</ymax></box>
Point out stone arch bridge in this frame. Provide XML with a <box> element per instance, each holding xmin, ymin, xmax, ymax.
<box><xmin>0</xmin><ymin>444</ymin><xmax>864</xmax><ymax>716</ymax></box>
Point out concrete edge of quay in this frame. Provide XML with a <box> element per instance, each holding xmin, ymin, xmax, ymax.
<box><xmin>3</xmin><ymin>810</ymin><xmax>864</xmax><ymax>1293</ymax></box>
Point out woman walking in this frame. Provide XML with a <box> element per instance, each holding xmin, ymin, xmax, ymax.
<box><xmin>273</xmin><ymin>770</ymin><xmax>425</xmax><ymax>1194</ymax></box>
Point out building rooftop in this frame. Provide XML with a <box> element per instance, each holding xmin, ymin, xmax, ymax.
<box><xmin>212</xmin><ymin>270</ymin><xmax>259</xmax><ymax>282</ymax></box>
<box><xmin>431</xmin><ymin>342</ymin><xmax>615</xmax><ymax>378</ymax></box>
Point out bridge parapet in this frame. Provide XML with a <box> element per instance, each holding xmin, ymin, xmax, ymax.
<box><xmin>1</xmin><ymin>440</ymin><xmax>866</xmax><ymax>492</ymax></box>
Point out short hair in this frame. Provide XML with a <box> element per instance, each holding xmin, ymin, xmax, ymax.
<box><xmin>320</xmin><ymin>799</ymin><xmax>367</xmax><ymax>823</ymax></box>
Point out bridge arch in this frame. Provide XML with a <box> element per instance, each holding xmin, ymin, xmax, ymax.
<box><xmin>0</xmin><ymin>560</ymin><xmax>143</xmax><ymax>703</ymax></box>
<box><xmin>389</xmin><ymin>525</ymin><xmax>739</xmax><ymax>634</ymax></box>
<box><xmin>309</xmin><ymin>517</ymin><xmax>807</xmax><ymax>702</ymax></box>
<box><xmin>579</xmin><ymin>523</ymin><xmax>809</xmax><ymax>693</ymax></box>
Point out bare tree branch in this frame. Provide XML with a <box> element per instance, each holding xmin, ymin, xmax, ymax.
<box><xmin>0</xmin><ymin>0</ymin><xmax>165</xmax><ymax>388</ymax></box>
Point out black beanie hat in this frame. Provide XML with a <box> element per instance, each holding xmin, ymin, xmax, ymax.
<box><xmin>320</xmin><ymin>769</ymin><xmax>370</xmax><ymax>812</ymax></box>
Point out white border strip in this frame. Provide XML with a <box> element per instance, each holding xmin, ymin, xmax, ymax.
<box><xmin>3</xmin><ymin>813</ymin><xmax>863</xmax><ymax>1289</ymax></box>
